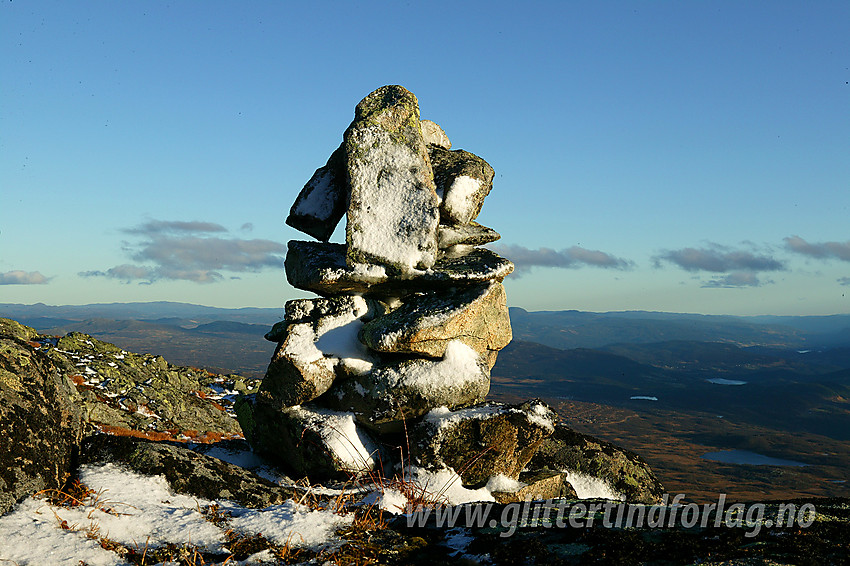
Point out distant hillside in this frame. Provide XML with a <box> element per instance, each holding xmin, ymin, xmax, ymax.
<box><xmin>34</xmin><ymin>318</ymin><xmax>274</xmax><ymax>376</ymax></box>
<box><xmin>491</xmin><ymin>340</ymin><xmax>850</xmax><ymax>441</ymax></box>
<box><xmin>0</xmin><ymin>301</ymin><xmax>282</xmax><ymax>326</ymax></box>
<box><xmin>508</xmin><ymin>307</ymin><xmax>832</xmax><ymax>349</ymax></box>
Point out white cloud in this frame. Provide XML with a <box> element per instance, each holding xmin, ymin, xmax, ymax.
<box><xmin>491</xmin><ymin>243</ymin><xmax>633</xmax><ymax>276</ymax></box>
<box><xmin>80</xmin><ymin>220</ymin><xmax>285</xmax><ymax>284</ymax></box>
<box><xmin>0</xmin><ymin>270</ymin><xmax>49</xmax><ymax>285</ymax></box>
<box><xmin>785</xmin><ymin>235</ymin><xmax>850</xmax><ymax>262</ymax></box>
<box><xmin>654</xmin><ymin>243</ymin><xmax>785</xmax><ymax>273</ymax></box>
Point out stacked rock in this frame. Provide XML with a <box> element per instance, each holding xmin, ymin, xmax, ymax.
<box><xmin>239</xmin><ymin>85</ymin><xmax>521</xmax><ymax>480</ymax></box>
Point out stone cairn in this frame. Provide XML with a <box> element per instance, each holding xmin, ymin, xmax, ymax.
<box><xmin>237</xmin><ymin>86</ymin><xmax>598</xmax><ymax>500</ymax></box>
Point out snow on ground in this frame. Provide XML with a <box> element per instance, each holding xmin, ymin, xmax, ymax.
<box><xmin>0</xmin><ymin>463</ymin><xmax>353</xmax><ymax>566</ymax></box>
<box><xmin>405</xmin><ymin>467</ymin><xmax>495</xmax><ymax>505</ymax></box>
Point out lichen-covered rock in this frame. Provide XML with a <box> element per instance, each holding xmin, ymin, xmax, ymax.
<box><xmin>344</xmin><ymin>85</ymin><xmax>440</xmax><ymax>273</ymax></box>
<box><xmin>0</xmin><ymin>318</ymin><xmax>39</xmax><ymax>342</ymax></box>
<box><xmin>285</xmin><ymin>145</ymin><xmax>347</xmax><ymax>241</ymax></box>
<box><xmin>359</xmin><ymin>282</ymin><xmax>511</xmax><ymax>359</ymax></box>
<box><xmin>437</xmin><ymin>221</ymin><xmax>501</xmax><ymax>249</ymax></box>
<box><xmin>261</xmin><ymin>295</ymin><xmax>377</xmax><ymax>407</ymax></box>
<box><xmin>528</xmin><ymin>423</ymin><xmax>665</xmax><ymax>504</ymax></box>
<box><xmin>40</xmin><ymin>332</ymin><xmax>242</xmax><ymax>438</ymax></box>
<box><xmin>410</xmin><ymin>400</ymin><xmax>556</xmax><ymax>487</ymax></box>
<box><xmin>420</xmin><ymin>119</ymin><xmax>451</xmax><ymax>149</ymax></box>
<box><xmin>320</xmin><ymin>341</ymin><xmax>491</xmax><ymax>434</ymax></box>
<box><xmin>236</xmin><ymin>397</ymin><xmax>380</xmax><ymax>480</ymax></box>
<box><xmin>285</xmin><ymin>240</ymin><xmax>514</xmax><ymax>297</ymax></box>
<box><xmin>0</xmin><ymin>322</ymin><xmax>84</xmax><ymax>515</ymax></box>
<box><xmin>80</xmin><ymin>434</ymin><xmax>296</xmax><ymax>508</ymax></box>
<box><xmin>429</xmin><ymin>147</ymin><xmax>495</xmax><ymax>226</ymax></box>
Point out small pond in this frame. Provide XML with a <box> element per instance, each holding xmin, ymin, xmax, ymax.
<box><xmin>702</xmin><ymin>449</ymin><xmax>808</xmax><ymax>467</ymax></box>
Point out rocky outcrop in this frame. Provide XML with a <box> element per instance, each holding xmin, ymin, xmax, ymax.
<box><xmin>80</xmin><ymin>434</ymin><xmax>296</xmax><ymax>509</ymax></box>
<box><xmin>529</xmin><ymin>422</ymin><xmax>665</xmax><ymax>504</ymax></box>
<box><xmin>41</xmin><ymin>331</ymin><xmax>243</xmax><ymax>438</ymax></box>
<box><xmin>0</xmin><ymin>317</ymin><xmax>253</xmax><ymax>515</ymax></box>
<box><xmin>0</xmin><ymin>322</ymin><xmax>85</xmax><ymax>515</ymax></box>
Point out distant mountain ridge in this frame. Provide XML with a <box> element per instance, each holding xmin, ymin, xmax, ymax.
<box><xmin>509</xmin><ymin>307</ymin><xmax>850</xmax><ymax>349</ymax></box>
<box><xmin>0</xmin><ymin>301</ymin><xmax>282</xmax><ymax>327</ymax></box>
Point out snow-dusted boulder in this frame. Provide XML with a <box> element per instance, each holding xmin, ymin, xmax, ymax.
<box><xmin>420</xmin><ymin>119</ymin><xmax>451</xmax><ymax>149</ymax></box>
<box><xmin>321</xmin><ymin>341</ymin><xmax>491</xmax><ymax>434</ymax></box>
<box><xmin>261</xmin><ymin>296</ymin><xmax>379</xmax><ymax>407</ymax></box>
<box><xmin>237</xmin><ymin>400</ymin><xmax>381</xmax><ymax>480</ymax></box>
<box><xmin>437</xmin><ymin>221</ymin><xmax>501</xmax><ymax>249</ymax></box>
<box><xmin>430</xmin><ymin>147</ymin><xmax>495</xmax><ymax>226</ymax></box>
<box><xmin>285</xmin><ymin>146</ymin><xmax>347</xmax><ymax>242</ymax></box>
<box><xmin>359</xmin><ymin>282</ymin><xmax>511</xmax><ymax>359</ymax></box>
<box><xmin>409</xmin><ymin>400</ymin><xmax>556</xmax><ymax>487</ymax></box>
<box><xmin>344</xmin><ymin>85</ymin><xmax>440</xmax><ymax>273</ymax></box>
<box><xmin>285</xmin><ymin>240</ymin><xmax>514</xmax><ymax>297</ymax></box>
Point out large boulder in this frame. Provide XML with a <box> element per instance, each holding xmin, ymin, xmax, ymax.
<box><xmin>285</xmin><ymin>240</ymin><xmax>514</xmax><ymax>297</ymax></box>
<box><xmin>285</xmin><ymin>145</ymin><xmax>347</xmax><ymax>241</ymax></box>
<box><xmin>528</xmin><ymin>423</ymin><xmax>665</xmax><ymax>504</ymax></box>
<box><xmin>236</xmin><ymin>398</ymin><xmax>380</xmax><ymax>480</ymax></box>
<box><xmin>80</xmin><ymin>434</ymin><xmax>297</xmax><ymax>509</ymax></box>
<box><xmin>409</xmin><ymin>400</ymin><xmax>556</xmax><ymax>487</ymax></box>
<box><xmin>359</xmin><ymin>282</ymin><xmax>511</xmax><ymax>359</ymax></box>
<box><xmin>1</xmin><ymin>320</ymin><xmax>85</xmax><ymax>515</ymax></box>
<box><xmin>321</xmin><ymin>341</ymin><xmax>491</xmax><ymax>434</ymax></box>
<box><xmin>344</xmin><ymin>85</ymin><xmax>440</xmax><ymax>273</ymax></box>
<box><xmin>261</xmin><ymin>295</ymin><xmax>377</xmax><ymax>407</ymax></box>
<box><xmin>429</xmin><ymin>147</ymin><xmax>495</xmax><ymax>226</ymax></box>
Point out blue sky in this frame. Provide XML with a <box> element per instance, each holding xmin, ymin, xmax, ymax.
<box><xmin>2</xmin><ymin>1</ymin><xmax>848</xmax><ymax>315</ymax></box>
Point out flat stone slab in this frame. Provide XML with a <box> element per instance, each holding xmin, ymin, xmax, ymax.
<box><xmin>528</xmin><ymin>423</ymin><xmax>665</xmax><ymax>504</ymax></box>
<box><xmin>359</xmin><ymin>282</ymin><xmax>511</xmax><ymax>359</ymax></box>
<box><xmin>285</xmin><ymin>240</ymin><xmax>514</xmax><ymax>297</ymax></box>
<box><xmin>438</xmin><ymin>221</ymin><xmax>501</xmax><ymax>249</ymax></box>
<box><xmin>320</xmin><ymin>341</ymin><xmax>490</xmax><ymax>434</ymax></box>
<box><xmin>344</xmin><ymin>85</ymin><xmax>440</xmax><ymax>273</ymax></box>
